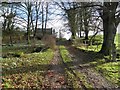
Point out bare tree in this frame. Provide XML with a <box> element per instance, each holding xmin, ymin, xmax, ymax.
<box><xmin>34</xmin><ymin>2</ymin><xmax>41</xmax><ymax>38</ymax></box>
<box><xmin>54</xmin><ymin>1</ymin><xmax>79</xmax><ymax>39</ymax></box>
<box><xmin>1</xmin><ymin>2</ymin><xmax>16</xmax><ymax>45</ymax></box>
<box><xmin>26</xmin><ymin>2</ymin><xmax>32</xmax><ymax>44</ymax></box>
<box><xmin>41</xmin><ymin>2</ymin><xmax>44</xmax><ymax>35</ymax></box>
<box><xmin>98</xmin><ymin>2</ymin><xmax>120</xmax><ymax>57</ymax></box>
<box><xmin>14</xmin><ymin>1</ymin><xmax>34</xmax><ymax>44</ymax></box>
<box><xmin>44</xmin><ymin>2</ymin><xmax>49</xmax><ymax>34</ymax></box>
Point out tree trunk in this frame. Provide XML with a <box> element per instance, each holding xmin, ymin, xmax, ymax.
<box><xmin>44</xmin><ymin>2</ymin><xmax>48</xmax><ymax>34</ymax></box>
<box><xmin>66</xmin><ymin>9</ymin><xmax>77</xmax><ymax>39</ymax></box>
<box><xmin>34</xmin><ymin>2</ymin><xmax>39</xmax><ymax>39</ymax></box>
<box><xmin>42</xmin><ymin>3</ymin><xmax>44</xmax><ymax>36</ymax></box>
<box><xmin>79</xmin><ymin>30</ymin><xmax>82</xmax><ymax>38</ymax></box>
<box><xmin>99</xmin><ymin>2</ymin><xmax>118</xmax><ymax>56</ymax></box>
<box><xmin>34</xmin><ymin>15</ymin><xmax>38</xmax><ymax>38</ymax></box>
<box><xmin>31</xmin><ymin>14</ymin><xmax>34</xmax><ymax>37</ymax></box>
<box><xmin>84</xmin><ymin>30</ymin><xmax>89</xmax><ymax>40</ymax></box>
<box><xmin>9</xmin><ymin>35</ymin><xmax>13</xmax><ymax>45</ymax></box>
<box><xmin>83</xmin><ymin>7</ymin><xmax>89</xmax><ymax>40</ymax></box>
<box><xmin>79</xmin><ymin>17</ymin><xmax>82</xmax><ymax>38</ymax></box>
<box><xmin>99</xmin><ymin>10</ymin><xmax>109</xmax><ymax>55</ymax></box>
<box><xmin>3</xmin><ymin>16</ymin><xmax>7</xmax><ymax>31</ymax></box>
<box><xmin>71</xmin><ymin>31</ymin><xmax>75</xmax><ymax>39</ymax></box>
<box><xmin>26</xmin><ymin>12</ymin><xmax>30</xmax><ymax>44</ymax></box>
<box><xmin>100</xmin><ymin>21</ymin><xmax>116</xmax><ymax>56</ymax></box>
<box><xmin>26</xmin><ymin>2</ymin><xmax>31</xmax><ymax>44</ymax></box>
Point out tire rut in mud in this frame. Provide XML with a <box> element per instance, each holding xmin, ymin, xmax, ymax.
<box><xmin>66</xmin><ymin>45</ymin><xmax>116</xmax><ymax>89</ymax></box>
<box><xmin>42</xmin><ymin>48</ymin><xmax>69</xmax><ymax>89</ymax></box>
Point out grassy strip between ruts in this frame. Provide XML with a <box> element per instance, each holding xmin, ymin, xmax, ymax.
<box><xmin>1</xmin><ymin>49</ymin><xmax>54</xmax><ymax>88</ymax></box>
<box><xmin>59</xmin><ymin>45</ymin><xmax>93</xmax><ymax>89</ymax></box>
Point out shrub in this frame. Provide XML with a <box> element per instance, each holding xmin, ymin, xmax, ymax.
<box><xmin>4</xmin><ymin>52</ymin><xmax>24</xmax><ymax>58</ymax></box>
<box><xmin>41</xmin><ymin>34</ymin><xmax>56</xmax><ymax>50</ymax></box>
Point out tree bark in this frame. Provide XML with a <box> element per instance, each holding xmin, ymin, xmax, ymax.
<box><xmin>99</xmin><ymin>2</ymin><xmax>119</xmax><ymax>56</ymax></box>
<box><xmin>26</xmin><ymin>14</ymin><xmax>30</xmax><ymax>44</ymax></box>
<box><xmin>44</xmin><ymin>2</ymin><xmax>48</xmax><ymax>34</ymax></box>
<box><xmin>84</xmin><ymin>30</ymin><xmax>89</xmax><ymax>40</ymax></box>
<box><xmin>66</xmin><ymin>8</ymin><xmax>77</xmax><ymax>39</ymax></box>
<box><xmin>34</xmin><ymin>2</ymin><xmax>40</xmax><ymax>39</ymax></box>
<box><xmin>83</xmin><ymin>7</ymin><xmax>89</xmax><ymax>40</ymax></box>
<box><xmin>26</xmin><ymin>3</ymin><xmax>31</xmax><ymax>44</ymax></box>
<box><xmin>41</xmin><ymin>3</ymin><xmax>44</xmax><ymax>36</ymax></box>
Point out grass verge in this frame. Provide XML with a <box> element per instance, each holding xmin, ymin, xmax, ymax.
<box><xmin>95</xmin><ymin>61</ymin><xmax>120</xmax><ymax>87</ymax></box>
<box><xmin>2</xmin><ymin>49</ymin><xmax>54</xmax><ymax>88</ymax></box>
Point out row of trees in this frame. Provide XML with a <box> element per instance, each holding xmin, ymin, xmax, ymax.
<box><xmin>56</xmin><ymin>1</ymin><xmax>120</xmax><ymax>57</ymax></box>
<box><xmin>0</xmin><ymin>1</ymin><xmax>50</xmax><ymax>44</ymax></box>
<box><xmin>0</xmin><ymin>1</ymin><xmax>120</xmax><ymax>57</ymax></box>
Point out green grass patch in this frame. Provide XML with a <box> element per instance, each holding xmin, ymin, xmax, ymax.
<box><xmin>65</xmin><ymin>69</ymin><xmax>82</xmax><ymax>89</ymax></box>
<box><xmin>75</xmin><ymin>34</ymin><xmax>120</xmax><ymax>53</ymax></box>
<box><xmin>88</xmin><ymin>59</ymin><xmax>106</xmax><ymax>66</ymax></box>
<box><xmin>85</xmin><ymin>57</ymin><xmax>119</xmax><ymax>86</ymax></box>
<box><xmin>59</xmin><ymin>46</ymin><xmax>72</xmax><ymax>64</ymax></box>
<box><xmin>73</xmin><ymin>35</ymin><xmax>103</xmax><ymax>52</ymax></box>
<box><xmin>77</xmin><ymin>44</ymin><xmax>102</xmax><ymax>52</ymax></box>
<box><xmin>65</xmin><ymin>68</ymin><xmax>93</xmax><ymax>89</ymax></box>
<box><xmin>2</xmin><ymin>49</ymin><xmax>54</xmax><ymax>88</ymax></box>
<box><xmin>2</xmin><ymin>41</ymin><xmax>43</xmax><ymax>58</ymax></box>
<box><xmin>74</xmin><ymin>70</ymin><xmax>93</xmax><ymax>88</ymax></box>
<box><xmin>2</xmin><ymin>45</ymin><xmax>33</xmax><ymax>57</ymax></box>
<box><xmin>95</xmin><ymin>61</ymin><xmax>120</xmax><ymax>86</ymax></box>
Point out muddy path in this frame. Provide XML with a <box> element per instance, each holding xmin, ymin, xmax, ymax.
<box><xmin>41</xmin><ymin>40</ymin><xmax>117</xmax><ymax>89</ymax></box>
<box><xmin>66</xmin><ymin>45</ymin><xmax>116</xmax><ymax>89</ymax></box>
<box><xmin>42</xmin><ymin>48</ymin><xmax>69</xmax><ymax>89</ymax></box>
<box><xmin>42</xmin><ymin>47</ymin><xmax>87</xmax><ymax>89</ymax></box>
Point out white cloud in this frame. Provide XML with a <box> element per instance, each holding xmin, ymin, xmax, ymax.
<box><xmin>47</xmin><ymin>15</ymin><xmax>67</xmax><ymax>31</ymax></box>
